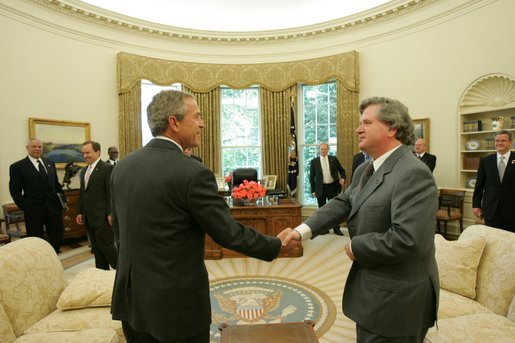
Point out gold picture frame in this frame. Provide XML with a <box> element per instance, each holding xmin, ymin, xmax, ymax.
<box><xmin>29</xmin><ymin>118</ymin><xmax>90</xmax><ymax>169</ymax></box>
<box><xmin>413</xmin><ymin>118</ymin><xmax>430</xmax><ymax>152</ymax></box>
<box><xmin>215</xmin><ymin>177</ymin><xmax>225</xmax><ymax>191</ymax></box>
<box><xmin>264</xmin><ymin>175</ymin><xmax>277</xmax><ymax>190</ymax></box>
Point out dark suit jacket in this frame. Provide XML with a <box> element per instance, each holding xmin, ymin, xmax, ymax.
<box><xmin>110</xmin><ymin>138</ymin><xmax>281</xmax><ymax>341</ymax></box>
<box><xmin>415</xmin><ymin>152</ymin><xmax>437</xmax><ymax>172</ymax></box>
<box><xmin>309</xmin><ymin>155</ymin><xmax>346</xmax><ymax>197</ymax></box>
<box><xmin>351</xmin><ymin>152</ymin><xmax>366</xmax><ymax>179</ymax></box>
<box><xmin>78</xmin><ymin>160</ymin><xmax>113</xmax><ymax>228</ymax></box>
<box><xmin>472</xmin><ymin>152</ymin><xmax>515</xmax><ymax>223</ymax></box>
<box><xmin>305</xmin><ymin>145</ymin><xmax>439</xmax><ymax>336</ymax></box>
<box><xmin>9</xmin><ymin>157</ymin><xmax>63</xmax><ymax>216</ymax></box>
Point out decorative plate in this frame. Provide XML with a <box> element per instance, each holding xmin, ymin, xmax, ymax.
<box><xmin>466</xmin><ymin>140</ymin><xmax>480</xmax><ymax>150</ymax></box>
<box><xmin>466</xmin><ymin>178</ymin><xmax>476</xmax><ymax>188</ymax></box>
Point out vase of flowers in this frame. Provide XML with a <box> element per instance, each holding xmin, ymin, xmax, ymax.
<box><xmin>231</xmin><ymin>180</ymin><xmax>266</xmax><ymax>206</ymax></box>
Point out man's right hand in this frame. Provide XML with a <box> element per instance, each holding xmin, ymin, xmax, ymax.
<box><xmin>278</xmin><ymin>228</ymin><xmax>301</xmax><ymax>247</ymax></box>
<box><xmin>472</xmin><ymin>208</ymin><xmax>483</xmax><ymax>219</ymax></box>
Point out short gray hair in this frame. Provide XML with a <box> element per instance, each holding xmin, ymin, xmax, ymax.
<box><xmin>147</xmin><ymin>90</ymin><xmax>196</xmax><ymax>137</ymax></box>
<box><xmin>494</xmin><ymin>130</ymin><xmax>512</xmax><ymax>141</ymax></box>
<box><xmin>359</xmin><ymin>97</ymin><xmax>415</xmax><ymax>146</ymax></box>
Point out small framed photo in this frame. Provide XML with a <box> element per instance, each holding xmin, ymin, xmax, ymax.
<box><xmin>215</xmin><ymin>177</ymin><xmax>225</xmax><ymax>191</ymax></box>
<box><xmin>264</xmin><ymin>175</ymin><xmax>277</xmax><ymax>190</ymax></box>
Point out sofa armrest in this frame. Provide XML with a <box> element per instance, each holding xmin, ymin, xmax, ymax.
<box><xmin>508</xmin><ymin>295</ymin><xmax>515</xmax><ymax>323</ymax></box>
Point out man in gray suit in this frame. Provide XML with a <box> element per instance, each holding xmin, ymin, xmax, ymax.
<box><xmin>110</xmin><ymin>90</ymin><xmax>282</xmax><ymax>343</ymax></box>
<box><xmin>281</xmin><ymin>97</ymin><xmax>439</xmax><ymax>342</ymax></box>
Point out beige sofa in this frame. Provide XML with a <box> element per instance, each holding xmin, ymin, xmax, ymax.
<box><xmin>426</xmin><ymin>225</ymin><xmax>515</xmax><ymax>342</ymax></box>
<box><xmin>0</xmin><ymin>237</ymin><xmax>124</xmax><ymax>342</ymax></box>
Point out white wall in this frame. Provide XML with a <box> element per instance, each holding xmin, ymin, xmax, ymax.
<box><xmin>1</xmin><ymin>0</ymin><xmax>514</xmax><ymax>204</ymax></box>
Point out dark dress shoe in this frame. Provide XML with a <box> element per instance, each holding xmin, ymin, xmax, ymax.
<box><xmin>333</xmin><ymin>228</ymin><xmax>344</xmax><ymax>236</ymax></box>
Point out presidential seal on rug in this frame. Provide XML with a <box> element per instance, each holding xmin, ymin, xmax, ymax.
<box><xmin>209</xmin><ymin>276</ymin><xmax>336</xmax><ymax>341</ymax></box>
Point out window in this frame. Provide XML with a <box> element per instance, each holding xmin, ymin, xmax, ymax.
<box><xmin>220</xmin><ymin>87</ymin><xmax>261</xmax><ymax>178</ymax></box>
<box><xmin>299</xmin><ymin>81</ymin><xmax>338</xmax><ymax>206</ymax></box>
<box><xmin>141</xmin><ymin>81</ymin><xmax>181</xmax><ymax>145</ymax></box>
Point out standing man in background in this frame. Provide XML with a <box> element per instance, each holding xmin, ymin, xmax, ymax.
<box><xmin>76</xmin><ymin>141</ymin><xmax>117</xmax><ymax>270</ymax></box>
<box><xmin>309</xmin><ymin>142</ymin><xmax>346</xmax><ymax>235</ymax></box>
<box><xmin>281</xmin><ymin>97</ymin><xmax>439</xmax><ymax>342</ymax></box>
<box><xmin>106</xmin><ymin>146</ymin><xmax>119</xmax><ymax>166</ymax></box>
<box><xmin>414</xmin><ymin>138</ymin><xmax>437</xmax><ymax>172</ymax></box>
<box><xmin>473</xmin><ymin>130</ymin><xmax>515</xmax><ymax>232</ymax></box>
<box><xmin>9</xmin><ymin>139</ymin><xmax>66</xmax><ymax>254</ymax></box>
<box><xmin>110</xmin><ymin>90</ymin><xmax>283</xmax><ymax>343</ymax></box>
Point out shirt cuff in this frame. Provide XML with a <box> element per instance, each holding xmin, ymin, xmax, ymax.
<box><xmin>293</xmin><ymin>223</ymin><xmax>312</xmax><ymax>241</ymax></box>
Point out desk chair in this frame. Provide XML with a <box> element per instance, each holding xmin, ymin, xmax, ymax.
<box><xmin>231</xmin><ymin>168</ymin><xmax>258</xmax><ymax>188</ymax></box>
<box><xmin>436</xmin><ymin>189</ymin><xmax>465</xmax><ymax>239</ymax></box>
<box><xmin>2</xmin><ymin>203</ymin><xmax>27</xmax><ymax>241</ymax></box>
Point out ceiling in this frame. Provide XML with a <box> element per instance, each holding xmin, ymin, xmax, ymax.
<box><xmin>78</xmin><ymin>0</ymin><xmax>391</xmax><ymax>32</ymax></box>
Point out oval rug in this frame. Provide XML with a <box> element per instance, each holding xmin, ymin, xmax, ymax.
<box><xmin>209</xmin><ymin>275</ymin><xmax>336</xmax><ymax>341</ymax></box>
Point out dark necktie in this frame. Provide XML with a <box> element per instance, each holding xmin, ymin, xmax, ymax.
<box><xmin>359</xmin><ymin>162</ymin><xmax>375</xmax><ymax>190</ymax></box>
<box><xmin>37</xmin><ymin>160</ymin><xmax>47</xmax><ymax>178</ymax></box>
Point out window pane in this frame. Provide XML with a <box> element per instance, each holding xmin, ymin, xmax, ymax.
<box><xmin>299</xmin><ymin>81</ymin><xmax>337</xmax><ymax>206</ymax></box>
<box><xmin>221</xmin><ymin>87</ymin><xmax>261</xmax><ymax>178</ymax></box>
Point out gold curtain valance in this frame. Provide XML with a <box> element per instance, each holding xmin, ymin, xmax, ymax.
<box><xmin>117</xmin><ymin>51</ymin><xmax>359</xmax><ymax>93</ymax></box>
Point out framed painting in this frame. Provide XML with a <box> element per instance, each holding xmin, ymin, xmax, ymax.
<box><xmin>29</xmin><ymin>118</ymin><xmax>90</xmax><ymax>168</ymax></box>
<box><xmin>413</xmin><ymin>118</ymin><xmax>430</xmax><ymax>152</ymax></box>
<box><xmin>264</xmin><ymin>175</ymin><xmax>277</xmax><ymax>190</ymax></box>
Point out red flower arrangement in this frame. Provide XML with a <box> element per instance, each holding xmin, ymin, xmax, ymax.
<box><xmin>224</xmin><ymin>171</ymin><xmax>232</xmax><ymax>185</ymax></box>
<box><xmin>231</xmin><ymin>180</ymin><xmax>266</xmax><ymax>200</ymax></box>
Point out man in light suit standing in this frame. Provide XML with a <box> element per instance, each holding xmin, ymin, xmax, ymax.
<box><xmin>309</xmin><ymin>142</ymin><xmax>346</xmax><ymax>235</ymax></box>
<box><xmin>76</xmin><ymin>141</ymin><xmax>116</xmax><ymax>270</ymax></box>
<box><xmin>281</xmin><ymin>97</ymin><xmax>439</xmax><ymax>342</ymax></box>
<box><xmin>9</xmin><ymin>139</ymin><xmax>66</xmax><ymax>254</ymax></box>
<box><xmin>473</xmin><ymin>130</ymin><xmax>514</xmax><ymax>232</ymax></box>
<box><xmin>110</xmin><ymin>90</ymin><xmax>283</xmax><ymax>343</ymax></box>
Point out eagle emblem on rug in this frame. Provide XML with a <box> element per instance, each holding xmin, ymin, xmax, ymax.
<box><xmin>213</xmin><ymin>286</ymin><xmax>297</xmax><ymax>324</ymax></box>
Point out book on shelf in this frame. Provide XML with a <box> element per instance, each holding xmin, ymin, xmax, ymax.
<box><xmin>463</xmin><ymin>156</ymin><xmax>480</xmax><ymax>170</ymax></box>
<box><xmin>485</xmin><ymin>138</ymin><xmax>495</xmax><ymax>150</ymax></box>
<box><xmin>463</xmin><ymin>119</ymin><xmax>482</xmax><ymax>132</ymax></box>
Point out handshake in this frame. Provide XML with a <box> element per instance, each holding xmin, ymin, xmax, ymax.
<box><xmin>276</xmin><ymin>228</ymin><xmax>302</xmax><ymax>253</ymax></box>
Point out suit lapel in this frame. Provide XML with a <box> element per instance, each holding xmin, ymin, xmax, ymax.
<box><xmin>348</xmin><ymin>146</ymin><xmax>405</xmax><ymax>219</ymax></box>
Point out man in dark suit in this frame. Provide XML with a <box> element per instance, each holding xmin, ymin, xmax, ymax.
<box><xmin>105</xmin><ymin>146</ymin><xmax>119</xmax><ymax>166</ymax></box>
<box><xmin>110</xmin><ymin>90</ymin><xmax>282</xmax><ymax>343</ymax></box>
<box><xmin>282</xmin><ymin>97</ymin><xmax>439</xmax><ymax>342</ymax></box>
<box><xmin>76</xmin><ymin>141</ymin><xmax>116</xmax><ymax>270</ymax></box>
<box><xmin>473</xmin><ymin>130</ymin><xmax>515</xmax><ymax>232</ymax></box>
<box><xmin>351</xmin><ymin>150</ymin><xmax>370</xmax><ymax>180</ymax></box>
<box><xmin>414</xmin><ymin>138</ymin><xmax>437</xmax><ymax>172</ymax></box>
<box><xmin>309</xmin><ymin>142</ymin><xmax>346</xmax><ymax>235</ymax></box>
<box><xmin>9</xmin><ymin>139</ymin><xmax>66</xmax><ymax>254</ymax></box>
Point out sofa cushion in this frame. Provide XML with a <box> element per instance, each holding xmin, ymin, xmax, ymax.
<box><xmin>14</xmin><ymin>328</ymin><xmax>119</xmax><ymax>343</ymax></box>
<box><xmin>57</xmin><ymin>268</ymin><xmax>115</xmax><ymax>310</ymax></box>
<box><xmin>425</xmin><ymin>313</ymin><xmax>515</xmax><ymax>342</ymax></box>
<box><xmin>0</xmin><ymin>302</ymin><xmax>16</xmax><ymax>343</ymax></box>
<box><xmin>434</xmin><ymin>234</ymin><xmax>486</xmax><ymax>299</ymax></box>
<box><xmin>24</xmin><ymin>307</ymin><xmax>123</xmax><ymax>342</ymax></box>
<box><xmin>438</xmin><ymin>289</ymin><xmax>492</xmax><ymax>319</ymax></box>
<box><xmin>460</xmin><ymin>225</ymin><xmax>515</xmax><ymax>316</ymax></box>
<box><xmin>0</xmin><ymin>238</ymin><xmax>66</xmax><ymax>337</ymax></box>
<box><xmin>508</xmin><ymin>295</ymin><xmax>515</xmax><ymax>323</ymax></box>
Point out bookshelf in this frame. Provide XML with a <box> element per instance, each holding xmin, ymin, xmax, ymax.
<box><xmin>458</xmin><ymin>74</ymin><xmax>515</xmax><ymax>189</ymax></box>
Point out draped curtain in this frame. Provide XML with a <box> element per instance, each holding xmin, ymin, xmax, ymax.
<box><xmin>117</xmin><ymin>51</ymin><xmax>360</xmax><ymax>186</ymax></box>
<box><xmin>260</xmin><ymin>86</ymin><xmax>296</xmax><ymax>191</ymax></box>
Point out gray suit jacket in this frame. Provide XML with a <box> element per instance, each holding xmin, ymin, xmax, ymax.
<box><xmin>305</xmin><ymin>144</ymin><xmax>439</xmax><ymax>336</ymax></box>
<box><xmin>110</xmin><ymin>138</ymin><xmax>281</xmax><ymax>341</ymax></box>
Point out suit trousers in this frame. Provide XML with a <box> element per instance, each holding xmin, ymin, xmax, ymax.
<box><xmin>356</xmin><ymin>325</ymin><xmax>429</xmax><ymax>343</ymax></box>
<box><xmin>122</xmin><ymin>321</ymin><xmax>210</xmax><ymax>343</ymax></box>
<box><xmin>24</xmin><ymin>208</ymin><xmax>64</xmax><ymax>254</ymax></box>
<box><xmin>86</xmin><ymin>223</ymin><xmax>117</xmax><ymax>270</ymax></box>
<box><xmin>316</xmin><ymin>182</ymin><xmax>340</xmax><ymax>207</ymax></box>
<box><xmin>485</xmin><ymin>205</ymin><xmax>515</xmax><ymax>233</ymax></box>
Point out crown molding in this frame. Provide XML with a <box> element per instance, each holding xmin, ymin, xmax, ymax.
<box><xmin>24</xmin><ymin>0</ymin><xmax>441</xmax><ymax>44</ymax></box>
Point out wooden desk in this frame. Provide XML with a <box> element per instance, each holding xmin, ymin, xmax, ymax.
<box><xmin>219</xmin><ymin>321</ymin><xmax>319</xmax><ymax>343</ymax></box>
<box><xmin>204</xmin><ymin>198</ymin><xmax>302</xmax><ymax>259</ymax></box>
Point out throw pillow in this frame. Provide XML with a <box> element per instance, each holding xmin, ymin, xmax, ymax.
<box><xmin>57</xmin><ymin>268</ymin><xmax>115</xmax><ymax>310</ymax></box>
<box><xmin>434</xmin><ymin>234</ymin><xmax>486</xmax><ymax>300</ymax></box>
